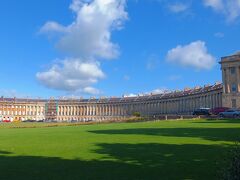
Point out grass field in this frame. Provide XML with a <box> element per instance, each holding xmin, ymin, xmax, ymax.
<box><xmin>0</xmin><ymin>119</ymin><xmax>240</xmax><ymax>180</ymax></box>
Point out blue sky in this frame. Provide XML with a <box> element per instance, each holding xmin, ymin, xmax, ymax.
<box><xmin>0</xmin><ymin>0</ymin><xmax>240</xmax><ymax>98</ymax></box>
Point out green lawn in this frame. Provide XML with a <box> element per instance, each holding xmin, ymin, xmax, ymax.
<box><xmin>0</xmin><ymin>119</ymin><xmax>240</xmax><ymax>180</ymax></box>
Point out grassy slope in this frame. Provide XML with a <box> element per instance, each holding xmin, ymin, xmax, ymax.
<box><xmin>0</xmin><ymin>119</ymin><xmax>240</xmax><ymax>180</ymax></box>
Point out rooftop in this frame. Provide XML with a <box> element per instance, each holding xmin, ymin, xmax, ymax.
<box><xmin>220</xmin><ymin>51</ymin><xmax>240</xmax><ymax>63</ymax></box>
<box><xmin>0</xmin><ymin>83</ymin><xmax>223</xmax><ymax>104</ymax></box>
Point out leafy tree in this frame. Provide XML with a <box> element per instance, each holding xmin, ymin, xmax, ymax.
<box><xmin>220</xmin><ymin>142</ymin><xmax>240</xmax><ymax>180</ymax></box>
<box><xmin>132</xmin><ymin>112</ymin><xmax>141</xmax><ymax>117</ymax></box>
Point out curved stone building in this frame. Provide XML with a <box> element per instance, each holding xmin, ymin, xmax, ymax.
<box><xmin>0</xmin><ymin>53</ymin><xmax>239</xmax><ymax>122</ymax></box>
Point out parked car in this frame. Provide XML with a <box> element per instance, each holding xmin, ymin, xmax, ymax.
<box><xmin>193</xmin><ymin>108</ymin><xmax>211</xmax><ymax>116</ymax></box>
<box><xmin>23</xmin><ymin>120</ymin><xmax>36</xmax><ymax>122</ymax></box>
<box><xmin>210</xmin><ymin>107</ymin><xmax>230</xmax><ymax>115</ymax></box>
<box><xmin>3</xmin><ymin>120</ymin><xmax>11</xmax><ymax>123</ymax></box>
<box><xmin>219</xmin><ymin>109</ymin><xmax>240</xmax><ymax>118</ymax></box>
<box><xmin>37</xmin><ymin>120</ymin><xmax>44</xmax><ymax>122</ymax></box>
<box><xmin>70</xmin><ymin>120</ymin><xmax>78</xmax><ymax>123</ymax></box>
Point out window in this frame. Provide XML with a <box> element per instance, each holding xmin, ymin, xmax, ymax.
<box><xmin>230</xmin><ymin>67</ymin><xmax>236</xmax><ymax>75</ymax></box>
<box><xmin>232</xmin><ymin>99</ymin><xmax>237</xmax><ymax>108</ymax></box>
<box><xmin>232</xmin><ymin>84</ymin><xmax>237</xmax><ymax>92</ymax></box>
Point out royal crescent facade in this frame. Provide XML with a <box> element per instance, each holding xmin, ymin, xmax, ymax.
<box><xmin>0</xmin><ymin>53</ymin><xmax>240</xmax><ymax>122</ymax></box>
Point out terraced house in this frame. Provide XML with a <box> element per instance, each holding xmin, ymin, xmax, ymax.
<box><xmin>0</xmin><ymin>52</ymin><xmax>240</xmax><ymax>122</ymax></box>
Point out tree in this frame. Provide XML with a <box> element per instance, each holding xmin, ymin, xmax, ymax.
<box><xmin>132</xmin><ymin>112</ymin><xmax>141</xmax><ymax>117</ymax></box>
<box><xmin>220</xmin><ymin>142</ymin><xmax>240</xmax><ymax>180</ymax></box>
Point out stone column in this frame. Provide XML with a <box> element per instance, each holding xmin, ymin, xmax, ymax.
<box><xmin>113</xmin><ymin>105</ymin><xmax>116</xmax><ymax>116</ymax></box>
<box><xmin>103</xmin><ymin>105</ymin><xmax>105</xmax><ymax>116</ymax></box>
<box><xmin>123</xmin><ymin>104</ymin><xmax>126</xmax><ymax>116</ymax></box>
<box><xmin>214</xmin><ymin>94</ymin><xmax>217</xmax><ymax>108</ymax></box>
<box><xmin>68</xmin><ymin>106</ymin><xmax>70</xmax><ymax>116</ymax></box>
<box><xmin>209</xmin><ymin>95</ymin><xmax>212</xmax><ymax>108</ymax></box>
<box><xmin>89</xmin><ymin>105</ymin><xmax>91</xmax><ymax>116</ymax></box>
<box><xmin>237</xmin><ymin>66</ymin><xmax>240</xmax><ymax>92</ymax></box>
<box><xmin>102</xmin><ymin>105</ymin><xmax>105</xmax><ymax>116</ymax></box>
<box><xmin>100</xmin><ymin>105</ymin><xmax>102</xmax><ymax>116</ymax></box>
<box><xmin>82</xmin><ymin>106</ymin><xmax>84</xmax><ymax>116</ymax></box>
<box><xmin>79</xmin><ymin>106</ymin><xmax>82</xmax><ymax>116</ymax></box>
<box><xmin>105</xmin><ymin>105</ymin><xmax>107</xmax><ymax>116</ymax></box>
<box><xmin>109</xmin><ymin>105</ymin><xmax>111</xmax><ymax>116</ymax></box>
<box><xmin>96</xmin><ymin>105</ymin><xmax>98</xmax><ymax>116</ymax></box>
<box><xmin>107</xmin><ymin>105</ymin><xmax>110</xmax><ymax>116</ymax></box>
<box><xmin>162</xmin><ymin>101</ymin><xmax>165</xmax><ymax>114</ymax></box>
<box><xmin>226</xmin><ymin>68</ymin><xmax>230</xmax><ymax>93</ymax></box>
<box><xmin>93</xmin><ymin>105</ymin><xmax>95</xmax><ymax>116</ymax></box>
<box><xmin>90</xmin><ymin>106</ymin><xmax>92</xmax><ymax>116</ymax></box>
<box><xmin>106</xmin><ymin>105</ymin><xmax>108</xmax><ymax>116</ymax></box>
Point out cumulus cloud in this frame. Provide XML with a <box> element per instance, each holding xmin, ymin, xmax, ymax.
<box><xmin>81</xmin><ymin>86</ymin><xmax>101</xmax><ymax>95</ymax></box>
<box><xmin>150</xmin><ymin>88</ymin><xmax>170</xmax><ymax>94</ymax></box>
<box><xmin>38</xmin><ymin>0</ymin><xmax>128</xmax><ymax>94</ymax></box>
<box><xmin>0</xmin><ymin>89</ymin><xmax>33</xmax><ymax>98</ymax></box>
<box><xmin>214</xmin><ymin>32</ymin><xmax>224</xmax><ymax>38</ymax></box>
<box><xmin>123</xmin><ymin>93</ymin><xmax>137</xmax><ymax>97</ymax></box>
<box><xmin>203</xmin><ymin>0</ymin><xmax>223</xmax><ymax>10</ymax></box>
<box><xmin>166</xmin><ymin>41</ymin><xmax>216</xmax><ymax>70</ymax></box>
<box><xmin>203</xmin><ymin>0</ymin><xmax>240</xmax><ymax>22</ymax></box>
<box><xmin>36</xmin><ymin>58</ymin><xmax>105</xmax><ymax>94</ymax></box>
<box><xmin>40</xmin><ymin>0</ymin><xmax>127</xmax><ymax>59</ymax></box>
<box><xmin>168</xmin><ymin>2</ymin><xmax>189</xmax><ymax>13</ymax></box>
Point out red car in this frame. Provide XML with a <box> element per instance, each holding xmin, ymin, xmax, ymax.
<box><xmin>210</xmin><ymin>107</ymin><xmax>230</xmax><ymax>115</ymax></box>
<box><xmin>3</xmin><ymin>120</ymin><xmax>11</xmax><ymax>123</ymax></box>
<box><xmin>2</xmin><ymin>117</ymin><xmax>11</xmax><ymax>123</ymax></box>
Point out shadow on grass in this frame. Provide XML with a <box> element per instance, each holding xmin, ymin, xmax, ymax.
<box><xmin>0</xmin><ymin>151</ymin><xmax>12</xmax><ymax>154</ymax></box>
<box><xmin>89</xmin><ymin>127</ymin><xmax>240</xmax><ymax>142</ymax></box>
<box><xmin>193</xmin><ymin>119</ymin><xmax>240</xmax><ymax>124</ymax></box>
<box><xmin>0</xmin><ymin>143</ymin><xmax>229</xmax><ymax>180</ymax></box>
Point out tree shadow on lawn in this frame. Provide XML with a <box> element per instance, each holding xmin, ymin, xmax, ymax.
<box><xmin>89</xmin><ymin>127</ymin><xmax>240</xmax><ymax>142</ymax></box>
<box><xmin>193</xmin><ymin>119</ymin><xmax>240</xmax><ymax>124</ymax></box>
<box><xmin>0</xmin><ymin>143</ymin><xmax>229</xmax><ymax>180</ymax></box>
<box><xmin>0</xmin><ymin>151</ymin><xmax>12</xmax><ymax>154</ymax></box>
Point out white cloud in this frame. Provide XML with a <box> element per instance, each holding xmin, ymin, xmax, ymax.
<box><xmin>40</xmin><ymin>0</ymin><xmax>128</xmax><ymax>59</ymax></box>
<box><xmin>0</xmin><ymin>89</ymin><xmax>31</xmax><ymax>98</ymax></box>
<box><xmin>150</xmin><ymin>88</ymin><xmax>170</xmax><ymax>94</ymax></box>
<box><xmin>82</xmin><ymin>87</ymin><xmax>101</xmax><ymax>95</ymax></box>
<box><xmin>214</xmin><ymin>32</ymin><xmax>224</xmax><ymax>38</ymax></box>
<box><xmin>146</xmin><ymin>54</ymin><xmax>160</xmax><ymax>70</ymax></box>
<box><xmin>203</xmin><ymin>0</ymin><xmax>223</xmax><ymax>10</ymax></box>
<box><xmin>38</xmin><ymin>0</ymin><xmax>128</xmax><ymax>94</ymax></box>
<box><xmin>40</xmin><ymin>21</ymin><xmax>68</xmax><ymax>34</ymax></box>
<box><xmin>168</xmin><ymin>3</ymin><xmax>189</xmax><ymax>13</ymax></box>
<box><xmin>203</xmin><ymin>0</ymin><xmax>240</xmax><ymax>22</ymax></box>
<box><xmin>166</xmin><ymin>41</ymin><xmax>216</xmax><ymax>70</ymax></box>
<box><xmin>0</xmin><ymin>89</ymin><xmax>18</xmax><ymax>97</ymax></box>
<box><xmin>123</xmin><ymin>75</ymin><xmax>130</xmax><ymax>81</ymax></box>
<box><xmin>123</xmin><ymin>93</ymin><xmax>137</xmax><ymax>97</ymax></box>
<box><xmin>168</xmin><ymin>75</ymin><xmax>182</xmax><ymax>81</ymax></box>
<box><xmin>123</xmin><ymin>87</ymin><xmax>170</xmax><ymax>97</ymax></box>
<box><xmin>36</xmin><ymin>58</ymin><xmax>105</xmax><ymax>94</ymax></box>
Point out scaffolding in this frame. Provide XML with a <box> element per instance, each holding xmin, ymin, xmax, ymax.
<box><xmin>45</xmin><ymin>98</ymin><xmax>58</xmax><ymax>121</ymax></box>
